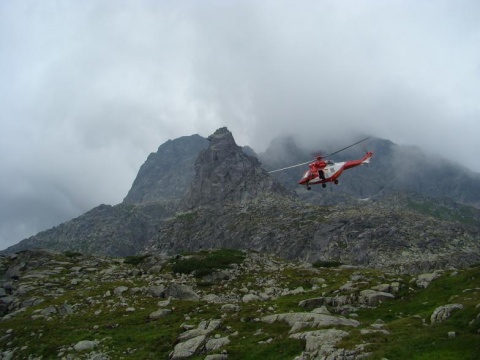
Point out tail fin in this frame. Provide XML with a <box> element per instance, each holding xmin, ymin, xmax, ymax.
<box><xmin>362</xmin><ymin>152</ymin><xmax>373</xmax><ymax>164</ymax></box>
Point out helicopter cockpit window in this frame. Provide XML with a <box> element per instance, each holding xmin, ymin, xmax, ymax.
<box><xmin>302</xmin><ymin>171</ymin><xmax>310</xmax><ymax>179</ymax></box>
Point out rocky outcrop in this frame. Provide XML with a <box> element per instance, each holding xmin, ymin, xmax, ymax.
<box><xmin>182</xmin><ymin>127</ymin><xmax>291</xmax><ymax>209</ymax></box>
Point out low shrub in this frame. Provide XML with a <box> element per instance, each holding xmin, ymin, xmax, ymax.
<box><xmin>312</xmin><ymin>260</ymin><xmax>343</xmax><ymax>268</ymax></box>
<box><xmin>172</xmin><ymin>249</ymin><xmax>245</xmax><ymax>277</ymax></box>
<box><xmin>124</xmin><ymin>254</ymin><xmax>151</xmax><ymax>266</ymax></box>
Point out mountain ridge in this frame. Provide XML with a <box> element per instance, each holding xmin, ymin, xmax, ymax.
<box><xmin>2</xmin><ymin>127</ymin><xmax>480</xmax><ymax>274</ymax></box>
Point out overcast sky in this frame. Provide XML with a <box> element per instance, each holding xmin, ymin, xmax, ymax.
<box><xmin>1</xmin><ymin>0</ymin><xmax>480</xmax><ymax>250</ymax></box>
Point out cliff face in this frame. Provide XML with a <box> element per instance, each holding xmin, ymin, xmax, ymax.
<box><xmin>182</xmin><ymin>127</ymin><xmax>291</xmax><ymax>209</ymax></box>
<box><xmin>123</xmin><ymin>134</ymin><xmax>209</xmax><ymax>205</ymax></box>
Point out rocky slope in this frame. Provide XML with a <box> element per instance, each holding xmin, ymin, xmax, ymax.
<box><xmin>1</xmin><ymin>249</ymin><xmax>479</xmax><ymax>359</ymax></box>
<box><xmin>148</xmin><ymin>193</ymin><xmax>480</xmax><ymax>274</ymax></box>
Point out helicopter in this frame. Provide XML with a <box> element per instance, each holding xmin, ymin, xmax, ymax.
<box><xmin>269</xmin><ymin>137</ymin><xmax>373</xmax><ymax>190</ymax></box>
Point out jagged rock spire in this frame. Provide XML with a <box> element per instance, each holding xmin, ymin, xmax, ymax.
<box><xmin>182</xmin><ymin>127</ymin><xmax>288</xmax><ymax>208</ymax></box>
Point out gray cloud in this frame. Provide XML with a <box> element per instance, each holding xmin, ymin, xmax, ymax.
<box><xmin>1</xmin><ymin>0</ymin><xmax>480</xmax><ymax>249</ymax></box>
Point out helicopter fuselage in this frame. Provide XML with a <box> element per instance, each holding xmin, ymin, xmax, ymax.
<box><xmin>299</xmin><ymin>151</ymin><xmax>372</xmax><ymax>189</ymax></box>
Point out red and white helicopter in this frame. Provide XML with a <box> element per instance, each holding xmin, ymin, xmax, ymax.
<box><xmin>269</xmin><ymin>137</ymin><xmax>373</xmax><ymax>190</ymax></box>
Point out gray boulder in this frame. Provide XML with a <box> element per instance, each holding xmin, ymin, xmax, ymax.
<box><xmin>170</xmin><ymin>335</ymin><xmax>206</xmax><ymax>359</ymax></box>
<box><xmin>359</xmin><ymin>290</ymin><xmax>395</xmax><ymax>306</ymax></box>
<box><xmin>431</xmin><ymin>304</ymin><xmax>464</xmax><ymax>324</ymax></box>
<box><xmin>148</xmin><ymin>285</ymin><xmax>166</xmax><ymax>298</ymax></box>
<box><xmin>149</xmin><ymin>309</ymin><xmax>172</xmax><ymax>320</ymax></box>
<box><xmin>165</xmin><ymin>284</ymin><xmax>199</xmax><ymax>301</ymax></box>
<box><xmin>74</xmin><ymin>340</ymin><xmax>97</xmax><ymax>352</ymax></box>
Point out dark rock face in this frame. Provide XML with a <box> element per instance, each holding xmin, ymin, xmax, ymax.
<box><xmin>124</xmin><ymin>134</ymin><xmax>209</xmax><ymax>205</ymax></box>
<box><xmin>182</xmin><ymin>127</ymin><xmax>291</xmax><ymax>209</ymax></box>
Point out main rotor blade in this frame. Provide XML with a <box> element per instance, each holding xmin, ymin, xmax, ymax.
<box><xmin>268</xmin><ymin>159</ymin><xmax>313</xmax><ymax>173</ymax></box>
<box><xmin>324</xmin><ymin>136</ymin><xmax>371</xmax><ymax>158</ymax></box>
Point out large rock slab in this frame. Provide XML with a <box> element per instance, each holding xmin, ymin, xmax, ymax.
<box><xmin>170</xmin><ymin>335</ymin><xmax>206</xmax><ymax>359</ymax></box>
<box><xmin>262</xmin><ymin>312</ymin><xmax>360</xmax><ymax>331</ymax></box>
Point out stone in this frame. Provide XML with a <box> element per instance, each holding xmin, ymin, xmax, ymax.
<box><xmin>359</xmin><ymin>290</ymin><xmax>395</xmax><ymax>306</ymax></box>
<box><xmin>149</xmin><ymin>309</ymin><xmax>172</xmax><ymax>320</ymax></box>
<box><xmin>148</xmin><ymin>285</ymin><xmax>166</xmax><ymax>298</ymax></box>
<box><xmin>158</xmin><ymin>299</ymin><xmax>171</xmax><ymax>307</ymax></box>
<box><xmin>311</xmin><ymin>306</ymin><xmax>331</xmax><ymax>315</ymax></box>
<box><xmin>148</xmin><ymin>265</ymin><xmax>163</xmax><ymax>274</ymax></box>
<box><xmin>114</xmin><ymin>286</ymin><xmax>129</xmax><ymax>295</ymax></box>
<box><xmin>22</xmin><ymin>297</ymin><xmax>44</xmax><ymax>308</ymax></box>
<box><xmin>289</xmin><ymin>287</ymin><xmax>305</xmax><ymax>295</ymax></box>
<box><xmin>289</xmin><ymin>321</ymin><xmax>311</xmax><ymax>334</ymax></box>
<box><xmin>221</xmin><ymin>304</ymin><xmax>240</xmax><ymax>312</ymax></box>
<box><xmin>203</xmin><ymin>294</ymin><xmax>221</xmax><ymax>303</ymax></box>
<box><xmin>74</xmin><ymin>340</ymin><xmax>97</xmax><ymax>352</ymax></box>
<box><xmin>242</xmin><ymin>294</ymin><xmax>260</xmax><ymax>303</ymax></box>
<box><xmin>177</xmin><ymin>320</ymin><xmax>222</xmax><ymax>342</ymax></box>
<box><xmin>170</xmin><ymin>335</ymin><xmax>206</xmax><ymax>359</ymax></box>
<box><xmin>431</xmin><ymin>304</ymin><xmax>464</xmax><ymax>324</ymax></box>
<box><xmin>371</xmin><ymin>284</ymin><xmax>391</xmax><ymax>293</ymax></box>
<box><xmin>205</xmin><ymin>336</ymin><xmax>230</xmax><ymax>352</ymax></box>
<box><xmin>204</xmin><ymin>355</ymin><xmax>228</xmax><ymax>360</ymax></box>
<box><xmin>58</xmin><ymin>303</ymin><xmax>74</xmax><ymax>316</ymax></box>
<box><xmin>41</xmin><ymin>306</ymin><xmax>57</xmax><ymax>316</ymax></box>
<box><xmin>416</xmin><ymin>273</ymin><xmax>440</xmax><ymax>289</ymax></box>
<box><xmin>165</xmin><ymin>284</ymin><xmax>199</xmax><ymax>301</ymax></box>
<box><xmin>299</xmin><ymin>297</ymin><xmax>325</xmax><ymax>310</ymax></box>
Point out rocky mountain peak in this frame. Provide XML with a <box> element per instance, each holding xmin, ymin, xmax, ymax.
<box><xmin>181</xmin><ymin>127</ymin><xmax>290</xmax><ymax>209</ymax></box>
<box><xmin>207</xmin><ymin>127</ymin><xmax>237</xmax><ymax>150</ymax></box>
<box><xmin>123</xmin><ymin>134</ymin><xmax>209</xmax><ymax>205</ymax></box>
